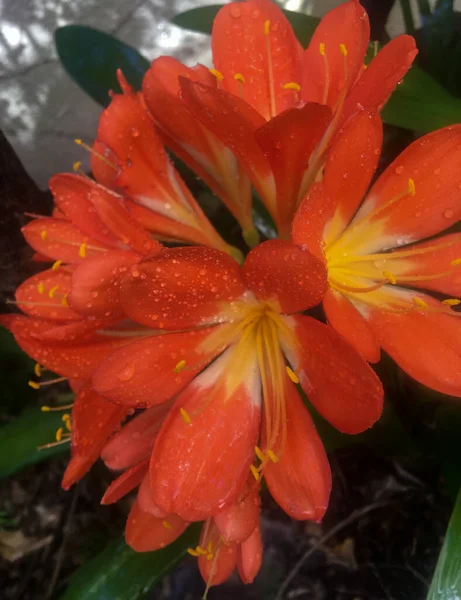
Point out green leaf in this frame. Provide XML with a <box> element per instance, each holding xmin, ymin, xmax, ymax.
<box><xmin>0</xmin><ymin>405</ymin><xmax>69</xmax><ymax>478</ymax></box>
<box><xmin>382</xmin><ymin>64</ymin><xmax>461</xmax><ymax>132</ymax></box>
<box><xmin>427</xmin><ymin>486</ymin><xmax>461</xmax><ymax>599</ymax></box>
<box><xmin>0</xmin><ymin>327</ymin><xmax>35</xmax><ymax>415</ymax></box>
<box><xmin>435</xmin><ymin>404</ymin><xmax>461</xmax><ymax>502</ymax></box>
<box><xmin>55</xmin><ymin>25</ymin><xmax>150</xmax><ymax>107</ymax></box>
<box><xmin>171</xmin><ymin>5</ymin><xmax>319</xmax><ymax>48</ymax></box>
<box><xmin>60</xmin><ymin>525</ymin><xmax>200</xmax><ymax>600</ymax></box>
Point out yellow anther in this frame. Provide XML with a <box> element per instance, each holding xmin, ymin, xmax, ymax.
<box><xmin>383</xmin><ymin>271</ymin><xmax>396</xmax><ymax>285</ymax></box>
<box><xmin>283</xmin><ymin>82</ymin><xmax>301</xmax><ymax>91</ymax></box>
<box><xmin>180</xmin><ymin>407</ymin><xmax>192</xmax><ymax>425</ymax></box>
<box><xmin>28</xmin><ymin>380</ymin><xmax>40</xmax><ymax>390</ymax></box>
<box><xmin>41</xmin><ymin>406</ymin><xmax>51</xmax><ymax>412</ymax></box>
<box><xmin>174</xmin><ymin>359</ymin><xmax>186</xmax><ymax>373</ymax></box>
<box><xmin>209</xmin><ymin>68</ymin><xmax>224</xmax><ymax>81</ymax></box>
<box><xmin>63</xmin><ymin>416</ymin><xmax>72</xmax><ymax>432</ymax></box>
<box><xmin>285</xmin><ymin>365</ymin><xmax>299</xmax><ymax>384</ymax></box>
<box><xmin>340</xmin><ymin>43</ymin><xmax>348</xmax><ymax>57</ymax></box>
<box><xmin>61</xmin><ymin>295</ymin><xmax>69</xmax><ymax>308</ymax></box>
<box><xmin>363</xmin><ymin>63</ymin><xmax>368</xmax><ymax>70</ymax></box>
<box><xmin>162</xmin><ymin>520</ymin><xmax>173</xmax><ymax>530</ymax></box>
<box><xmin>413</xmin><ymin>297</ymin><xmax>428</xmax><ymax>309</ymax></box>
<box><xmin>408</xmin><ymin>178</ymin><xmax>416</xmax><ymax>197</ymax></box>
<box><xmin>451</xmin><ymin>258</ymin><xmax>461</xmax><ymax>266</ymax></box>
<box><xmin>319</xmin><ymin>42</ymin><xmax>326</xmax><ymax>56</ymax></box>
<box><xmin>187</xmin><ymin>548</ymin><xmax>200</xmax><ymax>557</ymax></box>
<box><xmin>55</xmin><ymin>427</ymin><xmax>64</xmax><ymax>442</ymax></box>
<box><xmin>78</xmin><ymin>242</ymin><xmax>87</xmax><ymax>258</ymax></box>
<box><xmin>40</xmin><ymin>230</ymin><xmax>47</xmax><ymax>241</ymax></box>
<box><xmin>250</xmin><ymin>464</ymin><xmax>260</xmax><ymax>481</ymax></box>
<box><xmin>52</xmin><ymin>260</ymin><xmax>63</xmax><ymax>271</ymax></box>
<box><xmin>267</xmin><ymin>450</ymin><xmax>279</xmax><ymax>463</ymax></box>
<box><xmin>234</xmin><ymin>73</ymin><xmax>245</xmax><ymax>84</ymax></box>
<box><xmin>73</xmin><ymin>161</ymin><xmax>82</xmax><ymax>172</ymax></box>
<box><xmin>264</xmin><ymin>19</ymin><xmax>270</xmax><ymax>35</ymax></box>
<box><xmin>255</xmin><ymin>446</ymin><xmax>266</xmax><ymax>462</ymax></box>
<box><xmin>195</xmin><ymin>546</ymin><xmax>208</xmax><ymax>556</ymax></box>
<box><xmin>48</xmin><ymin>285</ymin><xmax>59</xmax><ymax>298</ymax></box>
<box><xmin>207</xmin><ymin>540</ymin><xmax>213</xmax><ymax>554</ymax></box>
<box><xmin>34</xmin><ymin>363</ymin><xmax>42</xmax><ymax>377</ymax></box>
<box><xmin>206</xmin><ymin>553</ymin><xmax>214</xmax><ymax>561</ymax></box>
<box><xmin>443</xmin><ymin>298</ymin><xmax>461</xmax><ymax>306</ymax></box>
<box><xmin>219</xmin><ymin>534</ymin><xmax>230</xmax><ymax>546</ymax></box>
<box><xmin>37</xmin><ymin>282</ymin><xmax>45</xmax><ymax>294</ymax></box>
<box><xmin>62</xmin><ymin>413</ymin><xmax>71</xmax><ymax>423</ymax></box>
<box><xmin>74</xmin><ymin>138</ymin><xmax>82</xmax><ymax>146</ymax></box>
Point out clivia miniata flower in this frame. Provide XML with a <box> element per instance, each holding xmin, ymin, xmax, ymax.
<box><xmin>156</xmin><ymin>0</ymin><xmax>417</xmax><ymax>236</ymax></box>
<box><xmin>292</xmin><ymin>111</ymin><xmax>461</xmax><ymax>396</ymax></box>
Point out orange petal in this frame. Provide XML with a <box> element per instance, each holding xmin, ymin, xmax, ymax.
<box><xmin>137</xmin><ymin>474</ymin><xmax>167</xmax><ymax>518</ymax></box>
<box><xmin>92</xmin><ymin>327</ymin><xmax>225</xmax><ymax>408</ymax></box>
<box><xmin>120</xmin><ymin>246</ymin><xmax>246</xmax><ymax>329</ymax></box>
<box><xmin>243</xmin><ymin>239</ymin><xmax>327</xmax><ymax>313</ymax></box>
<box><xmin>15</xmin><ymin>269</ymin><xmax>81</xmax><ymax>321</ymax></box>
<box><xmin>288</xmin><ymin>315</ymin><xmax>383</xmax><ymax>433</ymax></box>
<box><xmin>69</xmin><ymin>250</ymin><xmax>141</xmax><ymax>319</ymax></box>
<box><xmin>262</xmin><ymin>377</ymin><xmax>331</xmax><ymax>520</ymax></box>
<box><xmin>214</xmin><ymin>480</ymin><xmax>261</xmax><ymax>543</ymax></box>
<box><xmin>302</xmin><ymin>0</ymin><xmax>369</xmax><ymax>109</ymax></box>
<box><xmin>150</xmin><ymin>348</ymin><xmax>261</xmax><ymax>521</ymax></box>
<box><xmin>125</xmin><ymin>500</ymin><xmax>187</xmax><ymax>552</ymax></box>
<box><xmin>237</xmin><ymin>522</ymin><xmax>263</xmax><ymax>584</ymax></box>
<box><xmin>212</xmin><ymin>0</ymin><xmax>302</xmax><ymax>120</ymax></box>
<box><xmin>198</xmin><ymin>522</ymin><xmax>238</xmax><ymax>587</ymax></box>
<box><xmin>323</xmin><ymin>289</ymin><xmax>381</xmax><ymax>363</ymax></box>
<box><xmin>62</xmin><ymin>382</ymin><xmax>129</xmax><ymax>489</ymax></box>
<box><xmin>101</xmin><ymin>459</ymin><xmax>149</xmax><ymax>505</ymax></box>
<box><xmin>101</xmin><ymin>403</ymin><xmax>172</xmax><ymax>470</ymax></box>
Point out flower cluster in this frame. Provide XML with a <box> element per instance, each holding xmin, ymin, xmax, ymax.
<box><xmin>3</xmin><ymin>0</ymin><xmax>461</xmax><ymax>594</ymax></box>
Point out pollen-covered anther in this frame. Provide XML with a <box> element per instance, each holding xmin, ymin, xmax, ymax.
<box><xmin>180</xmin><ymin>407</ymin><xmax>192</xmax><ymax>426</ymax></box>
<box><xmin>48</xmin><ymin>285</ymin><xmax>59</xmax><ymax>299</ymax></box>
<box><xmin>174</xmin><ymin>359</ymin><xmax>186</xmax><ymax>373</ymax></box>
<box><xmin>383</xmin><ymin>271</ymin><xmax>397</xmax><ymax>285</ymax></box>
<box><xmin>40</xmin><ymin>230</ymin><xmax>47</xmax><ymax>241</ymax></box>
<box><xmin>285</xmin><ymin>365</ymin><xmax>299</xmax><ymax>384</ymax></box>
<box><xmin>209</xmin><ymin>68</ymin><xmax>224</xmax><ymax>81</ymax></box>
<box><xmin>162</xmin><ymin>520</ymin><xmax>172</xmax><ymax>530</ymax></box>
<box><xmin>74</xmin><ymin>138</ymin><xmax>117</xmax><ymax>170</ymax></box>
<box><xmin>443</xmin><ymin>298</ymin><xmax>461</xmax><ymax>306</ymax></box>
<box><xmin>41</xmin><ymin>402</ymin><xmax>74</xmax><ymax>412</ymax></box>
<box><xmin>37</xmin><ymin>282</ymin><xmax>45</xmax><ymax>294</ymax></box>
<box><xmin>408</xmin><ymin>178</ymin><xmax>416</xmax><ymax>197</ymax></box>
<box><xmin>283</xmin><ymin>82</ymin><xmax>301</xmax><ymax>91</ymax></box>
<box><xmin>451</xmin><ymin>258</ymin><xmax>461</xmax><ymax>266</ymax></box>
<box><xmin>250</xmin><ymin>464</ymin><xmax>260</xmax><ymax>481</ymax></box>
<box><xmin>264</xmin><ymin>19</ymin><xmax>271</xmax><ymax>35</ymax></box>
<box><xmin>319</xmin><ymin>42</ymin><xmax>326</xmax><ymax>56</ymax></box>
<box><xmin>61</xmin><ymin>294</ymin><xmax>69</xmax><ymax>307</ymax></box>
<box><xmin>34</xmin><ymin>363</ymin><xmax>42</xmax><ymax>377</ymax></box>
<box><xmin>234</xmin><ymin>73</ymin><xmax>245</xmax><ymax>84</ymax></box>
<box><xmin>187</xmin><ymin>548</ymin><xmax>200</xmax><ymax>557</ymax></box>
<box><xmin>28</xmin><ymin>380</ymin><xmax>40</xmax><ymax>390</ymax></box>
<box><xmin>62</xmin><ymin>413</ymin><xmax>72</xmax><ymax>432</ymax></box>
<box><xmin>267</xmin><ymin>450</ymin><xmax>279</xmax><ymax>463</ymax></box>
<box><xmin>413</xmin><ymin>297</ymin><xmax>429</xmax><ymax>309</ymax></box>
<box><xmin>72</xmin><ymin>161</ymin><xmax>82</xmax><ymax>173</ymax></box>
<box><xmin>339</xmin><ymin>43</ymin><xmax>348</xmax><ymax>57</ymax></box>
<box><xmin>51</xmin><ymin>260</ymin><xmax>63</xmax><ymax>271</ymax></box>
<box><xmin>254</xmin><ymin>445</ymin><xmax>266</xmax><ymax>462</ymax></box>
<box><xmin>78</xmin><ymin>242</ymin><xmax>87</xmax><ymax>258</ymax></box>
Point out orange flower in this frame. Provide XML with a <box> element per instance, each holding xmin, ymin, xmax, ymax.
<box><xmin>292</xmin><ymin>111</ymin><xmax>461</xmax><ymax>396</ymax></box>
<box><xmin>161</xmin><ymin>0</ymin><xmax>417</xmax><ymax>237</ymax></box>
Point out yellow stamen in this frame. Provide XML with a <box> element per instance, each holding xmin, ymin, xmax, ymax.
<box><xmin>408</xmin><ymin>178</ymin><xmax>416</xmax><ymax>197</ymax></box>
<box><xmin>34</xmin><ymin>363</ymin><xmax>42</xmax><ymax>377</ymax></box>
<box><xmin>40</xmin><ymin>230</ymin><xmax>47</xmax><ymax>241</ymax></box>
<box><xmin>383</xmin><ymin>270</ymin><xmax>397</xmax><ymax>285</ymax></box>
<box><xmin>78</xmin><ymin>242</ymin><xmax>87</xmax><ymax>258</ymax></box>
<box><xmin>162</xmin><ymin>520</ymin><xmax>172</xmax><ymax>530</ymax></box>
<box><xmin>267</xmin><ymin>450</ymin><xmax>279</xmax><ymax>463</ymax></box>
<box><xmin>195</xmin><ymin>546</ymin><xmax>208</xmax><ymax>556</ymax></box>
<box><xmin>339</xmin><ymin>43</ymin><xmax>348</xmax><ymax>57</ymax></box>
<box><xmin>250</xmin><ymin>464</ymin><xmax>260</xmax><ymax>481</ymax></box>
<box><xmin>74</xmin><ymin>139</ymin><xmax>117</xmax><ymax>170</ymax></box>
<box><xmin>285</xmin><ymin>365</ymin><xmax>299</xmax><ymax>384</ymax></box>
<box><xmin>283</xmin><ymin>82</ymin><xmax>301</xmax><ymax>91</ymax></box>
<box><xmin>255</xmin><ymin>446</ymin><xmax>266</xmax><ymax>462</ymax></box>
<box><xmin>41</xmin><ymin>403</ymin><xmax>74</xmax><ymax>412</ymax></box>
<box><xmin>206</xmin><ymin>553</ymin><xmax>214</xmax><ymax>561</ymax></box>
<box><xmin>37</xmin><ymin>282</ymin><xmax>45</xmax><ymax>294</ymax></box>
<box><xmin>180</xmin><ymin>407</ymin><xmax>192</xmax><ymax>425</ymax></box>
<box><xmin>55</xmin><ymin>427</ymin><xmax>64</xmax><ymax>442</ymax></box>
<box><xmin>207</xmin><ymin>540</ymin><xmax>213</xmax><ymax>554</ymax></box>
<box><xmin>413</xmin><ymin>297</ymin><xmax>429</xmax><ymax>309</ymax></box>
<box><xmin>187</xmin><ymin>548</ymin><xmax>200</xmax><ymax>557</ymax></box>
<box><xmin>264</xmin><ymin>19</ymin><xmax>270</xmax><ymax>35</ymax></box>
<box><xmin>52</xmin><ymin>260</ymin><xmax>63</xmax><ymax>271</ymax></box>
<box><xmin>61</xmin><ymin>294</ymin><xmax>69</xmax><ymax>307</ymax></box>
<box><xmin>319</xmin><ymin>43</ymin><xmax>325</xmax><ymax>56</ymax></box>
<box><xmin>73</xmin><ymin>161</ymin><xmax>82</xmax><ymax>172</ymax></box>
<box><xmin>48</xmin><ymin>285</ymin><xmax>59</xmax><ymax>299</ymax></box>
<box><xmin>443</xmin><ymin>298</ymin><xmax>461</xmax><ymax>306</ymax></box>
<box><xmin>209</xmin><ymin>68</ymin><xmax>224</xmax><ymax>81</ymax></box>
<box><xmin>451</xmin><ymin>258</ymin><xmax>461</xmax><ymax>266</ymax></box>
<box><xmin>174</xmin><ymin>359</ymin><xmax>186</xmax><ymax>373</ymax></box>
<box><xmin>28</xmin><ymin>381</ymin><xmax>40</xmax><ymax>390</ymax></box>
<box><xmin>234</xmin><ymin>73</ymin><xmax>245</xmax><ymax>84</ymax></box>
<box><xmin>62</xmin><ymin>413</ymin><xmax>70</xmax><ymax>422</ymax></box>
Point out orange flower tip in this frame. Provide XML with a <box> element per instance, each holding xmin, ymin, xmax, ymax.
<box><xmin>72</xmin><ymin>161</ymin><xmax>82</xmax><ymax>172</ymax></box>
<box><xmin>283</xmin><ymin>82</ymin><xmax>301</xmax><ymax>92</ymax></box>
<box><xmin>78</xmin><ymin>242</ymin><xmax>87</xmax><ymax>258</ymax></box>
<box><xmin>34</xmin><ymin>363</ymin><xmax>42</xmax><ymax>377</ymax></box>
<box><xmin>254</xmin><ymin>445</ymin><xmax>266</xmax><ymax>462</ymax></box>
<box><xmin>339</xmin><ymin>43</ymin><xmax>348</xmax><ymax>57</ymax></box>
<box><xmin>48</xmin><ymin>285</ymin><xmax>59</xmax><ymax>299</ymax></box>
<box><xmin>451</xmin><ymin>258</ymin><xmax>461</xmax><ymax>266</ymax></box>
<box><xmin>234</xmin><ymin>73</ymin><xmax>246</xmax><ymax>84</ymax></box>
<box><xmin>55</xmin><ymin>427</ymin><xmax>64</xmax><ymax>442</ymax></box>
<box><xmin>413</xmin><ymin>297</ymin><xmax>428</xmax><ymax>309</ymax></box>
<box><xmin>40</xmin><ymin>230</ymin><xmax>47</xmax><ymax>241</ymax></box>
<box><xmin>116</xmin><ymin>69</ymin><xmax>134</xmax><ymax>95</ymax></box>
<box><xmin>41</xmin><ymin>406</ymin><xmax>51</xmax><ymax>412</ymax></box>
<box><xmin>408</xmin><ymin>178</ymin><xmax>416</xmax><ymax>197</ymax></box>
<box><xmin>187</xmin><ymin>547</ymin><xmax>200</xmax><ymax>557</ymax></box>
<box><xmin>162</xmin><ymin>520</ymin><xmax>173</xmax><ymax>530</ymax></box>
<box><xmin>174</xmin><ymin>359</ymin><xmax>187</xmax><ymax>373</ymax></box>
<box><xmin>37</xmin><ymin>282</ymin><xmax>45</xmax><ymax>294</ymax></box>
<box><xmin>264</xmin><ymin>19</ymin><xmax>270</xmax><ymax>35</ymax></box>
<box><xmin>267</xmin><ymin>450</ymin><xmax>279</xmax><ymax>463</ymax></box>
<box><xmin>180</xmin><ymin>407</ymin><xmax>192</xmax><ymax>426</ymax></box>
<box><xmin>243</xmin><ymin>227</ymin><xmax>260</xmax><ymax>249</ymax></box>
<box><xmin>285</xmin><ymin>365</ymin><xmax>300</xmax><ymax>384</ymax></box>
<box><xmin>209</xmin><ymin>68</ymin><xmax>224</xmax><ymax>81</ymax></box>
<box><xmin>383</xmin><ymin>271</ymin><xmax>396</xmax><ymax>285</ymax></box>
<box><xmin>28</xmin><ymin>380</ymin><xmax>40</xmax><ymax>390</ymax></box>
<box><xmin>443</xmin><ymin>298</ymin><xmax>461</xmax><ymax>307</ymax></box>
<box><xmin>319</xmin><ymin>42</ymin><xmax>326</xmax><ymax>56</ymax></box>
<box><xmin>51</xmin><ymin>259</ymin><xmax>63</xmax><ymax>271</ymax></box>
<box><xmin>61</xmin><ymin>295</ymin><xmax>69</xmax><ymax>307</ymax></box>
<box><xmin>250</xmin><ymin>465</ymin><xmax>260</xmax><ymax>481</ymax></box>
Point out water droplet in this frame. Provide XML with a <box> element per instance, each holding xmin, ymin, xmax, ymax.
<box><xmin>395</xmin><ymin>165</ymin><xmax>404</xmax><ymax>175</ymax></box>
<box><xmin>117</xmin><ymin>364</ymin><xmax>135</xmax><ymax>382</ymax></box>
<box><xmin>230</xmin><ymin>4</ymin><xmax>241</xmax><ymax>17</ymax></box>
<box><xmin>444</xmin><ymin>208</ymin><xmax>454</xmax><ymax>218</ymax></box>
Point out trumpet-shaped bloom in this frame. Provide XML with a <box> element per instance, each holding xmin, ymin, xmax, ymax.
<box><xmin>171</xmin><ymin>0</ymin><xmax>417</xmax><ymax>236</ymax></box>
<box><xmin>292</xmin><ymin>112</ymin><xmax>461</xmax><ymax>396</ymax></box>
